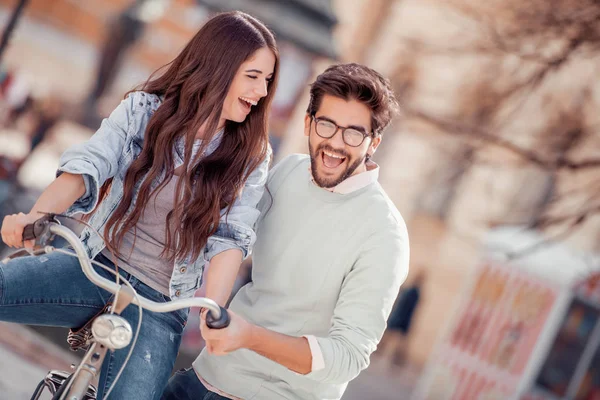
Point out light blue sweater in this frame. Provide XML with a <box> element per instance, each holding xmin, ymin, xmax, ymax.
<box><xmin>194</xmin><ymin>154</ymin><xmax>410</xmax><ymax>399</ymax></box>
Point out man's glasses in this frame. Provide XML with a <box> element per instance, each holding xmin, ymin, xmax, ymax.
<box><xmin>311</xmin><ymin>116</ymin><xmax>373</xmax><ymax>147</ymax></box>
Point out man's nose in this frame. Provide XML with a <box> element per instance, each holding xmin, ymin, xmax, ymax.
<box><xmin>327</xmin><ymin>128</ymin><xmax>346</xmax><ymax>148</ymax></box>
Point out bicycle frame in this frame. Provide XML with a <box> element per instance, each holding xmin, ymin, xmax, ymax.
<box><xmin>31</xmin><ymin>370</ymin><xmax>97</xmax><ymax>400</ymax></box>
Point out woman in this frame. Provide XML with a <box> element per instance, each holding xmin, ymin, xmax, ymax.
<box><xmin>0</xmin><ymin>11</ymin><xmax>278</xmax><ymax>400</ymax></box>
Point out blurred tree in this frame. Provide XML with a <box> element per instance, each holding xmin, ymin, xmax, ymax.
<box><xmin>82</xmin><ymin>0</ymin><xmax>168</xmax><ymax>126</ymax></box>
<box><xmin>393</xmin><ymin>0</ymin><xmax>600</xmax><ymax>241</ymax></box>
<box><xmin>0</xmin><ymin>0</ymin><xmax>29</xmax><ymax>63</ymax></box>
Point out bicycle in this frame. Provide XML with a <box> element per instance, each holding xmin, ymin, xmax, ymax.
<box><xmin>1</xmin><ymin>213</ymin><xmax>231</xmax><ymax>400</ymax></box>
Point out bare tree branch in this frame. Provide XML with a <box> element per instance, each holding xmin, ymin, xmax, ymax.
<box><xmin>507</xmin><ymin>214</ymin><xmax>590</xmax><ymax>259</ymax></box>
<box><xmin>403</xmin><ymin>107</ymin><xmax>600</xmax><ymax>171</ymax></box>
<box><xmin>532</xmin><ymin>204</ymin><xmax>600</xmax><ymax>228</ymax></box>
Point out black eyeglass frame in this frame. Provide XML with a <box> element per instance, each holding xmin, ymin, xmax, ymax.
<box><xmin>310</xmin><ymin>115</ymin><xmax>374</xmax><ymax>147</ymax></box>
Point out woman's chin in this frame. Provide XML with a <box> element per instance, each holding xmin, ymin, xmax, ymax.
<box><xmin>228</xmin><ymin>115</ymin><xmax>248</xmax><ymax>123</ymax></box>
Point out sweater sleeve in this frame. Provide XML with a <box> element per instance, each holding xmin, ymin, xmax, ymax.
<box><xmin>304</xmin><ymin>223</ymin><xmax>409</xmax><ymax>384</ymax></box>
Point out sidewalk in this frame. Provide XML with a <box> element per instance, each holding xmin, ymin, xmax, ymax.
<box><xmin>0</xmin><ymin>319</ymin><xmax>417</xmax><ymax>400</ymax></box>
<box><xmin>0</xmin><ymin>323</ymin><xmax>417</xmax><ymax>400</ymax></box>
<box><xmin>343</xmin><ymin>357</ymin><xmax>419</xmax><ymax>400</ymax></box>
<box><xmin>0</xmin><ymin>322</ymin><xmax>80</xmax><ymax>399</ymax></box>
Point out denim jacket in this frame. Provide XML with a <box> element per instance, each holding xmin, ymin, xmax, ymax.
<box><xmin>57</xmin><ymin>91</ymin><xmax>270</xmax><ymax>300</ymax></box>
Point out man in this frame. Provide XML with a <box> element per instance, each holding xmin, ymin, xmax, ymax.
<box><xmin>162</xmin><ymin>63</ymin><xmax>409</xmax><ymax>400</ymax></box>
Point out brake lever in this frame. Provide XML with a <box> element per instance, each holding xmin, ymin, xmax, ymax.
<box><xmin>22</xmin><ymin>213</ymin><xmax>61</xmax><ymax>245</ymax></box>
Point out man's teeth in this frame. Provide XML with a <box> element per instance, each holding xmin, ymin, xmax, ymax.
<box><xmin>239</xmin><ymin>97</ymin><xmax>257</xmax><ymax>106</ymax></box>
<box><xmin>323</xmin><ymin>151</ymin><xmax>344</xmax><ymax>159</ymax></box>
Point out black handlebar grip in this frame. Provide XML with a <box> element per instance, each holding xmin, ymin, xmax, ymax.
<box><xmin>205</xmin><ymin>306</ymin><xmax>230</xmax><ymax>329</ymax></box>
<box><xmin>22</xmin><ymin>214</ymin><xmax>57</xmax><ymax>242</ymax></box>
<box><xmin>22</xmin><ymin>223</ymin><xmax>37</xmax><ymax>241</ymax></box>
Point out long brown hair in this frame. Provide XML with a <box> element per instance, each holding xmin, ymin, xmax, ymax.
<box><xmin>102</xmin><ymin>11</ymin><xmax>279</xmax><ymax>262</ymax></box>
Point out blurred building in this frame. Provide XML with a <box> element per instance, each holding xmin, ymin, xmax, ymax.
<box><xmin>0</xmin><ymin>0</ymin><xmax>338</xmax><ymax>186</ymax></box>
<box><xmin>0</xmin><ymin>0</ymin><xmax>209</xmax><ymax>101</ymax></box>
<box><xmin>0</xmin><ymin>0</ymin><xmax>340</xmax><ymax>148</ymax></box>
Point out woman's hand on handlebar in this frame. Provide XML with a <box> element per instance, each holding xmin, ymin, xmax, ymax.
<box><xmin>1</xmin><ymin>212</ymin><xmax>38</xmax><ymax>249</ymax></box>
<box><xmin>1</xmin><ymin>173</ymin><xmax>85</xmax><ymax>249</ymax></box>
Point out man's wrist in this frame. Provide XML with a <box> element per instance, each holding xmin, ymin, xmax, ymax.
<box><xmin>243</xmin><ymin>322</ymin><xmax>260</xmax><ymax>350</ymax></box>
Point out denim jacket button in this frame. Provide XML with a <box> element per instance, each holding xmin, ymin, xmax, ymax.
<box><xmin>180</xmin><ymin>267</ymin><xmax>187</xmax><ymax>273</ymax></box>
<box><xmin>175</xmin><ymin>290</ymin><xmax>181</xmax><ymax>297</ymax></box>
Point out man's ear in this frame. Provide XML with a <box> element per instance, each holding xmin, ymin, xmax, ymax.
<box><xmin>369</xmin><ymin>134</ymin><xmax>382</xmax><ymax>157</ymax></box>
<box><xmin>304</xmin><ymin>114</ymin><xmax>312</xmax><ymax>137</ymax></box>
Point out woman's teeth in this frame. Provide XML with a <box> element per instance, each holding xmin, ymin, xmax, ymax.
<box><xmin>239</xmin><ymin>96</ymin><xmax>257</xmax><ymax>106</ymax></box>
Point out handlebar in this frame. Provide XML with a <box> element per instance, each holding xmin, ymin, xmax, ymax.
<box><xmin>22</xmin><ymin>214</ymin><xmax>230</xmax><ymax>329</ymax></box>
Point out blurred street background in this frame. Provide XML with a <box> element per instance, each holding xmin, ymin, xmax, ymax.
<box><xmin>0</xmin><ymin>0</ymin><xmax>599</xmax><ymax>399</ymax></box>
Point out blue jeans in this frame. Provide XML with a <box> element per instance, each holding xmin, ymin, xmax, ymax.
<box><xmin>162</xmin><ymin>368</ymin><xmax>229</xmax><ymax>400</ymax></box>
<box><xmin>0</xmin><ymin>251</ymin><xmax>189</xmax><ymax>400</ymax></box>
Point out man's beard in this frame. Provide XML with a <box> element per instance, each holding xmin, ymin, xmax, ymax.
<box><xmin>309</xmin><ymin>142</ymin><xmax>366</xmax><ymax>189</ymax></box>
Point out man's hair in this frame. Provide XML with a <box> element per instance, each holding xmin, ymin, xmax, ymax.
<box><xmin>306</xmin><ymin>63</ymin><xmax>400</xmax><ymax>135</ymax></box>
